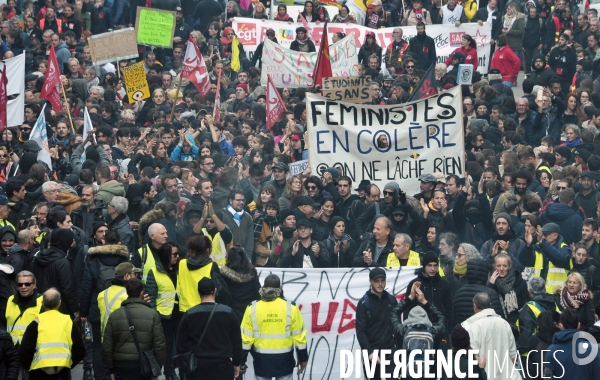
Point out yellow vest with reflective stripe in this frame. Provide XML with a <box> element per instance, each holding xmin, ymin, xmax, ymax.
<box><xmin>533</xmin><ymin>241</ymin><xmax>570</xmax><ymax>293</ymax></box>
<box><xmin>202</xmin><ymin>228</ymin><xmax>229</xmax><ymax>267</ymax></box>
<box><xmin>137</xmin><ymin>244</ymin><xmax>156</xmax><ymax>284</ymax></box>
<box><xmin>149</xmin><ymin>267</ymin><xmax>177</xmax><ymax>317</ymax></box>
<box><xmin>97</xmin><ymin>285</ymin><xmax>127</xmax><ymax>340</ymax></box>
<box><xmin>176</xmin><ymin>259</ymin><xmax>212</xmax><ymax>312</ymax></box>
<box><xmin>0</xmin><ymin>219</ymin><xmax>15</xmax><ymax>230</ymax></box>
<box><xmin>30</xmin><ymin>310</ymin><xmax>73</xmax><ymax>371</ymax></box>
<box><xmin>241</xmin><ymin>297</ymin><xmax>307</xmax><ymax>354</ymax></box>
<box><xmin>386</xmin><ymin>250</ymin><xmax>421</xmax><ymax>267</ymax></box>
<box><xmin>5</xmin><ymin>295</ymin><xmax>43</xmax><ymax>345</ymax></box>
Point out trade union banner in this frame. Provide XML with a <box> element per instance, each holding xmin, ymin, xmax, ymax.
<box><xmin>243</xmin><ymin>267</ymin><xmax>418</xmax><ymax>379</ymax></box>
<box><xmin>260</xmin><ymin>33</ymin><xmax>359</xmax><ymax>88</ymax></box>
<box><xmin>307</xmin><ymin>86</ymin><xmax>465</xmax><ymax>196</ymax></box>
<box><xmin>232</xmin><ymin>18</ymin><xmax>492</xmax><ymax>73</ymax></box>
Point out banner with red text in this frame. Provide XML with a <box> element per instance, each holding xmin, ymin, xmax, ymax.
<box><xmin>244</xmin><ymin>267</ymin><xmax>417</xmax><ymax>379</ymax></box>
<box><xmin>233</xmin><ymin>18</ymin><xmax>492</xmax><ymax>74</ymax></box>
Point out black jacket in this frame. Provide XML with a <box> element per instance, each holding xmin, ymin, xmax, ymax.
<box><xmin>289</xmin><ymin>39</ymin><xmax>316</xmax><ymax>52</ymax></box>
<box><xmin>280</xmin><ymin>240</ymin><xmax>329</xmax><ymax>268</ymax></box>
<box><xmin>71</xmin><ymin>200</ymin><xmax>107</xmax><ymax>238</ymax></box>
<box><xmin>219</xmin><ymin>265</ymin><xmax>260</xmax><ymax>321</ymax></box>
<box><xmin>356</xmin><ymin>290</ymin><xmax>398</xmax><ymax>354</ymax></box>
<box><xmin>570</xmin><ymin>260</ymin><xmax>600</xmax><ymax>304</ymax></box>
<box><xmin>6</xmin><ymin>243</ymin><xmax>32</xmax><ymax>275</ymax></box>
<box><xmin>31</xmin><ymin>247</ymin><xmax>78</xmax><ymax>315</ymax></box>
<box><xmin>408</xmin><ymin>33</ymin><xmax>437</xmax><ymax>70</ymax></box>
<box><xmin>405</xmin><ymin>269</ymin><xmax>453</xmax><ymax>335</ymax></box>
<box><xmin>487</xmin><ymin>269</ymin><xmax>531</xmax><ymax>324</ymax></box>
<box><xmin>390</xmin><ymin>297</ymin><xmax>446</xmax><ymax>349</ymax></box>
<box><xmin>0</xmin><ymin>329</ymin><xmax>18</xmax><ymax>380</ymax></box>
<box><xmin>516</xmin><ymin>293</ymin><xmax>557</xmax><ymax>352</ymax></box>
<box><xmin>452</xmin><ymin>259</ymin><xmax>504</xmax><ymax>328</ymax></box>
<box><xmin>452</xmin><ymin>192</ymin><xmax>493</xmax><ymax>250</ymax></box>
<box><xmin>472</xmin><ymin>7</ymin><xmax>502</xmax><ymax>39</ymax></box>
<box><xmin>352</xmin><ymin>235</ymin><xmax>395</xmax><ymax>267</ymax></box>
<box><xmin>7</xmin><ymin>199</ymin><xmax>29</xmax><ymax>227</ymax></box>
<box><xmin>547</xmin><ymin>45</ymin><xmax>577</xmax><ymax>83</ymax></box>
<box><xmin>524</xmin><ymin>14</ymin><xmax>545</xmax><ymax>49</ymax></box>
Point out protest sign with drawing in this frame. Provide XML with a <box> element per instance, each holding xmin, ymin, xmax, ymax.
<box><xmin>122</xmin><ymin>62</ymin><xmax>150</xmax><ymax>103</ymax></box>
<box><xmin>135</xmin><ymin>7</ymin><xmax>176</xmax><ymax>48</ymax></box>
<box><xmin>88</xmin><ymin>28</ymin><xmax>139</xmax><ymax>65</ymax></box>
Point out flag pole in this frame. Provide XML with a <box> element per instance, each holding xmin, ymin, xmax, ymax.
<box><xmin>170</xmin><ymin>74</ymin><xmax>184</xmax><ymax>122</ymax></box>
<box><xmin>60</xmin><ymin>82</ymin><xmax>75</xmax><ymax>134</ymax></box>
<box><xmin>213</xmin><ymin>69</ymin><xmax>222</xmax><ymax>120</ymax></box>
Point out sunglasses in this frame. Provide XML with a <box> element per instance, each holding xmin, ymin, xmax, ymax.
<box><xmin>307</xmin><ymin>186</ymin><xmax>317</xmax><ymax>190</ymax></box>
<box><xmin>406</xmin><ymin>65</ymin><xmax>415</xmax><ymax>69</ymax></box>
<box><xmin>18</xmin><ymin>282</ymin><xmax>33</xmax><ymax>287</ymax></box>
<box><xmin>383</xmin><ymin>191</ymin><xmax>394</xmax><ymax>196</ymax></box>
<box><xmin>557</xmin><ymin>186</ymin><xmax>567</xmax><ymax>190</ymax></box>
<box><xmin>0</xmin><ymin>154</ymin><xmax>7</xmax><ymax>158</ymax></box>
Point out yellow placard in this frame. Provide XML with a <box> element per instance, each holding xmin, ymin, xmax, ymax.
<box><xmin>122</xmin><ymin>61</ymin><xmax>150</xmax><ymax>103</ymax></box>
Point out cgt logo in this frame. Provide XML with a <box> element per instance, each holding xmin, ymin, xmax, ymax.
<box><xmin>237</xmin><ymin>23</ymin><xmax>257</xmax><ymax>45</ymax></box>
<box><xmin>449</xmin><ymin>32</ymin><xmax>465</xmax><ymax>46</ymax></box>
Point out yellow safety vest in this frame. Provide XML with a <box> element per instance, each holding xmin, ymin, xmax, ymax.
<box><xmin>35</xmin><ymin>231</ymin><xmax>46</xmax><ymax>244</ymax></box>
<box><xmin>438</xmin><ymin>259</ymin><xmax>446</xmax><ymax>277</ymax></box>
<box><xmin>533</xmin><ymin>241</ymin><xmax>570</xmax><ymax>293</ymax></box>
<box><xmin>137</xmin><ymin>244</ymin><xmax>156</xmax><ymax>284</ymax></box>
<box><xmin>202</xmin><ymin>228</ymin><xmax>229</xmax><ymax>267</ymax></box>
<box><xmin>97</xmin><ymin>285</ymin><xmax>127</xmax><ymax>340</ymax></box>
<box><xmin>386</xmin><ymin>250</ymin><xmax>421</xmax><ymax>267</ymax></box>
<box><xmin>176</xmin><ymin>259</ymin><xmax>213</xmax><ymax>312</ymax></box>
<box><xmin>241</xmin><ymin>297</ymin><xmax>307</xmax><ymax>355</ymax></box>
<box><xmin>149</xmin><ymin>267</ymin><xmax>177</xmax><ymax>317</ymax></box>
<box><xmin>5</xmin><ymin>295</ymin><xmax>43</xmax><ymax>345</ymax></box>
<box><xmin>30</xmin><ymin>310</ymin><xmax>73</xmax><ymax>371</ymax></box>
<box><xmin>0</xmin><ymin>219</ymin><xmax>15</xmax><ymax>231</ymax></box>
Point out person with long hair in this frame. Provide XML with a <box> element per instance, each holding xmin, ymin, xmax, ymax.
<box><xmin>331</xmin><ymin>5</ymin><xmax>356</xmax><ymax>23</ymax></box>
<box><xmin>273</xmin><ymin>4</ymin><xmax>293</xmax><ymax>21</ymax></box>
<box><xmin>220</xmin><ymin>245</ymin><xmax>260</xmax><ymax>320</ymax></box>
<box><xmin>445</xmin><ymin>34</ymin><xmax>478</xmax><ymax>70</ymax></box>
<box><xmin>502</xmin><ymin>3</ymin><xmax>525</xmax><ymax>72</ymax></box>
<box><xmin>253</xmin><ymin>199</ymin><xmax>280</xmax><ymax>267</ymax></box>
<box><xmin>420</xmin><ymin>224</ymin><xmax>441</xmax><ymax>254</ymax></box>
<box><xmin>561</xmin><ymin>95</ymin><xmax>585</xmax><ymax>126</ymax></box>
<box><xmin>569</xmin><ymin>243</ymin><xmax>600</xmax><ymax>304</ymax></box>
<box><xmin>297</xmin><ymin>0</ymin><xmax>319</xmax><ymax>22</ymax></box>
<box><xmin>253</xmin><ymin>184</ymin><xmax>278</xmax><ymax>219</ymax></box>
<box><xmin>358</xmin><ymin>31</ymin><xmax>383</xmax><ymax>67</ymax></box>
<box><xmin>491</xmin><ymin>34</ymin><xmax>521</xmax><ymax>87</ymax></box>
<box><xmin>279</xmin><ymin>175</ymin><xmax>304</xmax><ymax>210</ymax></box>
<box><xmin>557</xmin><ymin>272</ymin><xmax>595</xmax><ymax>330</ymax></box>
<box><xmin>488</xmin><ymin>253</ymin><xmax>530</xmax><ymax>324</ymax></box>
<box><xmin>312</xmin><ymin>197</ymin><xmax>336</xmax><ymax>242</ymax></box>
<box><xmin>251</xmin><ymin>2</ymin><xmax>268</xmax><ymax>19</ymax></box>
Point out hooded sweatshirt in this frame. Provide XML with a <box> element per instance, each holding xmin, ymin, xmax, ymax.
<box><xmin>529</xmin><ymin>54</ymin><xmax>558</xmax><ymax>86</ymax></box>
<box><xmin>545</xmin><ymin>329</ymin><xmax>600</xmax><ymax>378</ymax></box>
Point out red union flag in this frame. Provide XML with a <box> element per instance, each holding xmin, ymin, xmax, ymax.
<box><xmin>182</xmin><ymin>37</ymin><xmax>211</xmax><ymax>97</ymax></box>
<box><xmin>40</xmin><ymin>44</ymin><xmax>62</xmax><ymax>112</ymax></box>
<box><xmin>266</xmin><ymin>74</ymin><xmax>285</xmax><ymax>130</ymax></box>
<box><xmin>0</xmin><ymin>66</ymin><xmax>6</xmax><ymax>131</ymax></box>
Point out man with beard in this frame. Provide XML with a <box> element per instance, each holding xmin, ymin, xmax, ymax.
<box><xmin>580</xmin><ymin>219</ymin><xmax>600</xmax><ymax>264</ymax></box>
<box><xmin>346</xmin><ymin>184</ymin><xmax>380</xmax><ymax>242</ymax></box>
<box><xmin>480</xmin><ymin>213</ymin><xmax>526</xmax><ymax>272</ymax></box>
<box><xmin>140</xmin><ymin>179</ymin><xmax>157</xmax><ymax>208</ymax></box>
<box><xmin>197</xmin><ymin>156</ymin><xmax>217</xmax><ymax>183</ymax></box>
<box><xmin>408</xmin><ymin>22</ymin><xmax>436</xmax><ymax>70</ymax></box>
<box><xmin>414</xmin><ymin>174</ymin><xmax>438</xmax><ymax>204</ymax></box>
<box><xmin>353</xmin><ymin>216</ymin><xmax>395</xmax><ymax>267</ymax></box>
<box><xmin>63</xmin><ymin>5</ymin><xmax>82</xmax><ymax>40</ymax></box>
<box><xmin>220</xmin><ymin>190</ymin><xmax>254</xmax><ymax>260</ymax></box>
<box><xmin>71</xmin><ymin>185</ymin><xmax>107</xmax><ymax>239</ymax></box>
<box><xmin>548</xmin><ymin>33</ymin><xmax>578</xmax><ymax>94</ymax></box>
<box><xmin>156</xmin><ymin>173</ymin><xmax>180</xmax><ymax>204</ymax></box>
<box><xmin>494</xmin><ymin>170</ymin><xmax>543</xmax><ymax>218</ymax></box>
<box><xmin>524</xmin><ymin>7</ymin><xmax>545</xmax><ymax>79</ymax></box>
<box><xmin>385</xmin><ymin>28</ymin><xmax>409</xmax><ymax>74</ymax></box>
<box><xmin>355</xmin><ymin>182</ymin><xmax>403</xmax><ymax>239</ymax></box>
<box><xmin>575</xmin><ymin>172</ymin><xmax>600</xmax><ymax>219</ymax></box>
<box><xmin>39</xmin><ymin>7</ymin><xmax>62</xmax><ymax>33</ymax></box>
<box><xmin>336</xmin><ymin>177</ymin><xmax>360</xmax><ymax>239</ymax></box>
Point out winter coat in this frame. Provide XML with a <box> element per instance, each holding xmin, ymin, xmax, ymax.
<box><xmin>23</xmin><ymin>182</ymin><xmax>43</xmax><ymax>210</ymax></box>
<box><xmin>31</xmin><ymin>247</ymin><xmax>78</xmax><ymax>316</ymax></box>
<box><xmin>7</xmin><ymin>199</ymin><xmax>29</xmax><ymax>228</ymax></box>
<box><xmin>0</xmin><ymin>329</ymin><xmax>18</xmax><ymax>380</ymax></box>
<box><xmin>523</xmin><ymin>14</ymin><xmax>545</xmax><ymax>49</ymax></box>
<box><xmin>516</xmin><ymin>293</ymin><xmax>557</xmax><ymax>352</ymax></box>
<box><xmin>445</xmin><ymin>46</ymin><xmax>479</xmax><ymax>70</ymax></box>
<box><xmin>472</xmin><ymin>7</ymin><xmax>502</xmax><ymax>39</ymax></box>
<box><xmin>210</xmin><ymin>186</ymin><xmax>231</xmax><ymax>211</ymax></box>
<box><xmin>541</xmin><ymin>202</ymin><xmax>583</xmax><ymax>245</ymax></box>
<box><xmin>453</xmin><ymin>192</ymin><xmax>493</xmax><ymax>250</ymax></box>
<box><xmin>323</xmin><ymin>234</ymin><xmax>356</xmax><ymax>268</ymax></box>
<box><xmin>289</xmin><ymin>39</ymin><xmax>316</xmax><ymax>53</ymax></box>
<box><xmin>96</xmin><ymin>180</ymin><xmax>125</xmax><ymax>207</ymax></box>
<box><xmin>405</xmin><ymin>269</ymin><xmax>453</xmax><ymax>335</ymax></box>
<box><xmin>280</xmin><ymin>240</ymin><xmax>329</xmax><ymax>268</ymax></box>
<box><xmin>452</xmin><ymin>259</ymin><xmax>505</xmax><ymax>327</ymax></box>
<box><xmin>71</xmin><ymin>200</ymin><xmax>107</xmax><ymax>239</ymax></box>
<box><xmin>90</xmin><ymin>6</ymin><xmax>114</xmax><ymax>34</ymax></box>
<box><xmin>358</xmin><ymin>43</ymin><xmax>383</xmax><ymax>66</ymax></box>
<box><xmin>556</xmin><ymin>292</ymin><xmax>596</xmax><ymax>330</ymax></box>
<box><xmin>219</xmin><ymin>265</ymin><xmax>260</xmax><ymax>321</ymax></box>
<box><xmin>480</xmin><ymin>231</ymin><xmax>526</xmax><ymax>273</ymax></box>
<box><xmin>109</xmin><ymin>214</ymin><xmax>135</xmax><ymax>254</ymax></box>
<box><xmin>570</xmin><ymin>260</ymin><xmax>600</xmax><ymax>304</ymax></box>
<box><xmin>408</xmin><ymin>33</ymin><xmax>437</xmax><ymax>70</ymax></box>
<box><xmin>6</xmin><ymin>243</ymin><xmax>32</xmax><ymax>275</ymax></box>
<box><xmin>102</xmin><ymin>298</ymin><xmax>166</xmax><ymax>368</ymax></box>
<box><xmin>352</xmin><ymin>235</ymin><xmax>395</xmax><ymax>267</ymax></box>
<box><xmin>507</xmin><ymin>109</ymin><xmax>544</xmax><ymax>146</ymax></box>
<box><xmin>529</xmin><ymin>54</ymin><xmax>559</xmax><ymax>87</ymax></box>
<box><xmin>137</xmin><ymin>209</ymin><xmax>177</xmax><ymax>251</ymax></box>
<box><xmin>176</xmin><ymin>203</ymin><xmax>203</xmax><ymax>248</ymax></box>
<box><xmin>544</xmin><ymin>329</ymin><xmax>600</xmax><ymax>377</ymax></box>
<box><xmin>390</xmin><ymin>297</ymin><xmax>446</xmax><ymax>349</ymax></box>
<box><xmin>487</xmin><ymin>269</ymin><xmax>530</xmax><ymax>324</ymax></box>
<box><xmin>505</xmin><ymin>16</ymin><xmax>525</xmax><ymax>50</ymax></box>
<box><xmin>491</xmin><ymin>46</ymin><xmax>521</xmax><ymax>82</ymax></box>
<box><xmin>547</xmin><ymin>45</ymin><xmax>577</xmax><ymax>83</ymax></box>
<box><xmin>356</xmin><ymin>290</ymin><xmax>398</xmax><ymax>354</ymax></box>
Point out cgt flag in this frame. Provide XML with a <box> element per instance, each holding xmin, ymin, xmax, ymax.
<box><xmin>40</xmin><ymin>44</ymin><xmax>62</xmax><ymax>112</ymax></box>
<box><xmin>266</xmin><ymin>74</ymin><xmax>286</xmax><ymax>130</ymax></box>
<box><xmin>312</xmin><ymin>22</ymin><xmax>333</xmax><ymax>87</ymax></box>
<box><xmin>407</xmin><ymin>64</ymin><xmax>438</xmax><ymax>102</ymax></box>
<box><xmin>182</xmin><ymin>36</ymin><xmax>211</xmax><ymax>97</ymax></box>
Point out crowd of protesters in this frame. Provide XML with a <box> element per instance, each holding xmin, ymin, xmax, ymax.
<box><xmin>0</xmin><ymin>0</ymin><xmax>600</xmax><ymax>378</ymax></box>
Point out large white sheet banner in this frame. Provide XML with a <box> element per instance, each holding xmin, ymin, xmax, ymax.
<box><xmin>244</xmin><ymin>267</ymin><xmax>418</xmax><ymax>379</ymax></box>
<box><xmin>260</xmin><ymin>34</ymin><xmax>359</xmax><ymax>88</ymax></box>
<box><xmin>0</xmin><ymin>54</ymin><xmax>25</xmax><ymax>127</ymax></box>
<box><xmin>306</xmin><ymin>86</ymin><xmax>465</xmax><ymax>196</ymax></box>
<box><xmin>233</xmin><ymin>18</ymin><xmax>492</xmax><ymax>73</ymax></box>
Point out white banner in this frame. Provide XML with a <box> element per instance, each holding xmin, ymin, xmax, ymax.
<box><xmin>233</xmin><ymin>18</ymin><xmax>492</xmax><ymax>74</ymax></box>
<box><xmin>0</xmin><ymin>54</ymin><xmax>25</xmax><ymax>127</ymax></box>
<box><xmin>261</xmin><ymin>34</ymin><xmax>359</xmax><ymax>88</ymax></box>
<box><xmin>244</xmin><ymin>267</ymin><xmax>417</xmax><ymax>379</ymax></box>
<box><xmin>306</xmin><ymin>86</ymin><xmax>465</xmax><ymax>196</ymax></box>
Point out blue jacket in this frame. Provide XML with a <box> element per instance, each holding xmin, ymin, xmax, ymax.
<box><xmin>544</xmin><ymin>329</ymin><xmax>600</xmax><ymax>378</ymax></box>
<box><xmin>541</xmin><ymin>202</ymin><xmax>583</xmax><ymax>245</ymax></box>
<box><xmin>219</xmin><ymin>139</ymin><xmax>234</xmax><ymax>156</ymax></box>
<box><xmin>170</xmin><ymin>144</ymin><xmax>199</xmax><ymax>161</ymax></box>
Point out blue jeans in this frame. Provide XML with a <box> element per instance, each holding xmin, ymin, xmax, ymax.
<box><xmin>502</xmin><ymin>80</ymin><xmax>514</xmax><ymax>86</ymax></box>
<box><xmin>511</xmin><ymin>48</ymin><xmax>524</xmax><ymax>72</ymax></box>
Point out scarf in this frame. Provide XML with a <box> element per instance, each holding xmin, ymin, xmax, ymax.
<box><xmin>220</xmin><ymin>27</ymin><xmax>234</xmax><ymax>46</ymax></box>
<box><xmin>495</xmin><ymin>270</ymin><xmax>519</xmax><ymax>313</ymax></box>
<box><xmin>227</xmin><ymin>205</ymin><xmax>244</xmax><ymax>226</ymax></box>
<box><xmin>453</xmin><ymin>262</ymin><xmax>467</xmax><ymax>278</ymax></box>
<box><xmin>492</xmin><ymin>228</ymin><xmax>517</xmax><ymax>243</ymax></box>
<box><xmin>274</xmin><ymin>13</ymin><xmax>291</xmax><ymax>21</ymax></box>
<box><xmin>565</xmin><ymin>138</ymin><xmax>582</xmax><ymax>148</ymax></box>
<box><xmin>259</xmin><ymin>287</ymin><xmax>282</xmax><ymax>301</ymax></box>
<box><xmin>336</xmin><ymin>14</ymin><xmax>349</xmax><ymax>22</ymax></box>
<box><xmin>560</xmin><ymin>286</ymin><xmax>590</xmax><ymax>309</ymax></box>
<box><xmin>486</xmin><ymin>6</ymin><xmax>495</xmax><ymax>23</ymax></box>
<box><xmin>295</xmin><ymin>36</ymin><xmax>309</xmax><ymax>45</ymax></box>
<box><xmin>280</xmin><ymin>226</ymin><xmax>296</xmax><ymax>239</ymax></box>
<box><xmin>253</xmin><ymin>213</ymin><xmax>279</xmax><ymax>241</ymax></box>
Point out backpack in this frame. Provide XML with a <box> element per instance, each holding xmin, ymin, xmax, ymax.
<box><xmin>402</xmin><ymin>325</ymin><xmax>434</xmax><ymax>377</ymax></box>
<box><xmin>96</xmin><ymin>260</ymin><xmax>117</xmax><ymax>292</ymax></box>
<box><xmin>363</xmin><ymin>292</ymin><xmax>395</xmax><ymax>318</ymax></box>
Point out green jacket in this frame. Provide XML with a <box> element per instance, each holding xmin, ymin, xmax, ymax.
<box><xmin>101</xmin><ymin>298</ymin><xmax>166</xmax><ymax>369</ymax></box>
<box><xmin>96</xmin><ymin>180</ymin><xmax>125</xmax><ymax>206</ymax></box>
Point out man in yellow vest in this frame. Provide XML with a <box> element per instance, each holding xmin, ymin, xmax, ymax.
<box><xmin>18</xmin><ymin>288</ymin><xmax>86</xmax><ymax>379</ymax></box>
<box><xmin>516</xmin><ymin>277</ymin><xmax>558</xmax><ymax>354</ymax></box>
<box><xmin>240</xmin><ymin>274</ymin><xmax>307</xmax><ymax>378</ymax></box>
<box><xmin>386</xmin><ymin>233</ymin><xmax>421</xmax><ymax>267</ymax></box>
<box><xmin>132</xmin><ymin>223</ymin><xmax>167</xmax><ymax>284</ymax></box>
<box><xmin>98</xmin><ymin>262</ymin><xmax>141</xmax><ymax>338</ymax></box>
<box><xmin>5</xmin><ymin>271</ymin><xmax>43</xmax><ymax>347</ymax></box>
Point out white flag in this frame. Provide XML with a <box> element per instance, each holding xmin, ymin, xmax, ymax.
<box><xmin>0</xmin><ymin>54</ymin><xmax>25</xmax><ymax>127</ymax></box>
<box><xmin>83</xmin><ymin>107</ymin><xmax>96</xmax><ymax>149</ymax></box>
<box><xmin>29</xmin><ymin>103</ymin><xmax>52</xmax><ymax>169</ymax></box>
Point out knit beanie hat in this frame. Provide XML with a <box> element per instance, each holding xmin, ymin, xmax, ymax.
<box><xmin>422</xmin><ymin>252</ymin><xmax>439</xmax><ymax>269</ymax></box>
<box><xmin>50</xmin><ymin>228</ymin><xmax>75</xmax><ymax>253</ymax></box>
<box><xmin>384</xmin><ymin>181</ymin><xmax>400</xmax><ymax>194</ymax></box>
<box><xmin>494</xmin><ymin>212</ymin><xmax>512</xmax><ymax>229</ymax></box>
<box><xmin>555</xmin><ymin>146</ymin><xmax>572</xmax><ymax>160</ymax></box>
<box><xmin>451</xmin><ymin>325</ymin><xmax>471</xmax><ymax>350</ymax></box>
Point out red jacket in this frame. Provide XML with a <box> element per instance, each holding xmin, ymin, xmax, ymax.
<box><xmin>490</xmin><ymin>46</ymin><xmax>520</xmax><ymax>82</ymax></box>
<box><xmin>444</xmin><ymin>46</ymin><xmax>478</xmax><ymax>71</ymax></box>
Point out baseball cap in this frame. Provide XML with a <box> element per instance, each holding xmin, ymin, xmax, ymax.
<box><xmin>297</xmin><ymin>196</ymin><xmax>320</xmax><ymax>208</ymax></box>
<box><xmin>296</xmin><ymin>219</ymin><xmax>313</xmax><ymax>229</ymax></box>
<box><xmin>272</xmin><ymin>162</ymin><xmax>289</xmax><ymax>172</ymax></box>
<box><xmin>0</xmin><ymin>195</ymin><xmax>8</xmax><ymax>206</ymax></box>
<box><xmin>23</xmin><ymin>140</ymin><xmax>41</xmax><ymax>152</ymax></box>
<box><xmin>419</xmin><ymin>173</ymin><xmax>437</xmax><ymax>184</ymax></box>
<box><xmin>115</xmin><ymin>262</ymin><xmax>142</xmax><ymax>277</ymax></box>
<box><xmin>369</xmin><ymin>267</ymin><xmax>386</xmax><ymax>280</ymax></box>
<box><xmin>198</xmin><ymin>277</ymin><xmax>216</xmax><ymax>295</ymax></box>
<box><xmin>290</xmin><ymin>133</ymin><xmax>302</xmax><ymax>141</ymax></box>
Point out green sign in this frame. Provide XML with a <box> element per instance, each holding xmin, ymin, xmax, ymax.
<box><xmin>135</xmin><ymin>7</ymin><xmax>176</xmax><ymax>48</ymax></box>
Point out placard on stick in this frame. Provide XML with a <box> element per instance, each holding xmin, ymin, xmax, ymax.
<box><xmin>88</xmin><ymin>28</ymin><xmax>139</xmax><ymax>65</ymax></box>
<box><xmin>134</xmin><ymin>6</ymin><xmax>176</xmax><ymax>48</ymax></box>
<box><xmin>122</xmin><ymin>62</ymin><xmax>150</xmax><ymax>103</ymax></box>
<box><xmin>322</xmin><ymin>76</ymin><xmax>370</xmax><ymax>103</ymax></box>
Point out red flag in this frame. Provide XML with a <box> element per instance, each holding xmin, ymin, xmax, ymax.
<box><xmin>298</xmin><ymin>13</ymin><xmax>313</xmax><ymax>38</ymax></box>
<box><xmin>407</xmin><ymin>64</ymin><xmax>438</xmax><ymax>102</ymax></box>
<box><xmin>182</xmin><ymin>37</ymin><xmax>211</xmax><ymax>97</ymax></box>
<box><xmin>266</xmin><ymin>74</ymin><xmax>286</xmax><ymax>130</ymax></box>
<box><xmin>312</xmin><ymin>22</ymin><xmax>333</xmax><ymax>87</ymax></box>
<box><xmin>40</xmin><ymin>44</ymin><xmax>62</xmax><ymax>112</ymax></box>
<box><xmin>214</xmin><ymin>69</ymin><xmax>222</xmax><ymax>122</ymax></box>
<box><xmin>0</xmin><ymin>65</ymin><xmax>6</xmax><ymax>131</ymax></box>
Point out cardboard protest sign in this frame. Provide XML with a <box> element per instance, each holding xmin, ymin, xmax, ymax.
<box><xmin>322</xmin><ymin>76</ymin><xmax>370</xmax><ymax>103</ymax></box>
<box><xmin>307</xmin><ymin>86</ymin><xmax>465</xmax><ymax>196</ymax></box>
<box><xmin>260</xmin><ymin>34</ymin><xmax>358</xmax><ymax>88</ymax></box>
<box><xmin>289</xmin><ymin>160</ymin><xmax>309</xmax><ymax>175</ymax></box>
<box><xmin>233</xmin><ymin>18</ymin><xmax>492</xmax><ymax>73</ymax></box>
<box><xmin>88</xmin><ymin>28</ymin><xmax>139</xmax><ymax>65</ymax></box>
<box><xmin>122</xmin><ymin>62</ymin><xmax>150</xmax><ymax>103</ymax></box>
<box><xmin>135</xmin><ymin>7</ymin><xmax>176</xmax><ymax>48</ymax></box>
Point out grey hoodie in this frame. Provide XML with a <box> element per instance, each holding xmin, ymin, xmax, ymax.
<box><xmin>403</xmin><ymin>305</ymin><xmax>433</xmax><ymax>328</ymax></box>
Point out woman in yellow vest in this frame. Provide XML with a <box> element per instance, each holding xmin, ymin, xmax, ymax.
<box><xmin>176</xmin><ymin>235</ymin><xmax>230</xmax><ymax>313</ymax></box>
<box><xmin>146</xmin><ymin>242</ymin><xmax>180</xmax><ymax>380</ymax></box>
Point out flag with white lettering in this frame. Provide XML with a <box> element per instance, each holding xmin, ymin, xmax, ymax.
<box><xmin>266</xmin><ymin>74</ymin><xmax>285</xmax><ymax>130</ymax></box>
<box><xmin>40</xmin><ymin>45</ymin><xmax>62</xmax><ymax>112</ymax></box>
<box><xmin>182</xmin><ymin>37</ymin><xmax>210</xmax><ymax>97</ymax></box>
